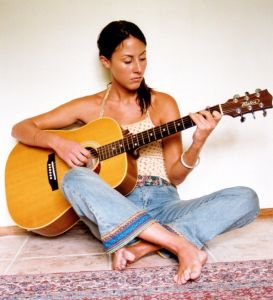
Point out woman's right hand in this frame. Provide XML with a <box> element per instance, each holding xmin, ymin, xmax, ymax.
<box><xmin>53</xmin><ymin>136</ymin><xmax>91</xmax><ymax>168</ymax></box>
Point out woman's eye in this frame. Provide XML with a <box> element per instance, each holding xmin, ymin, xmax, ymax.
<box><xmin>124</xmin><ymin>61</ymin><xmax>132</xmax><ymax>64</ymax></box>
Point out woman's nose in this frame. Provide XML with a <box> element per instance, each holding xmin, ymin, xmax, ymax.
<box><xmin>132</xmin><ymin>60</ymin><xmax>141</xmax><ymax>73</ymax></box>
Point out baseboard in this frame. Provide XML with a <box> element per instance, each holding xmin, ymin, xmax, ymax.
<box><xmin>0</xmin><ymin>225</ymin><xmax>27</xmax><ymax>236</ymax></box>
<box><xmin>0</xmin><ymin>208</ymin><xmax>272</xmax><ymax>236</ymax></box>
<box><xmin>258</xmin><ymin>208</ymin><xmax>273</xmax><ymax>217</ymax></box>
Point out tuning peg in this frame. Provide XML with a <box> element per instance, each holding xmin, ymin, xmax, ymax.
<box><xmin>255</xmin><ymin>88</ymin><xmax>261</xmax><ymax>97</ymax></box>
<box><xmin>258</xmin><ymin>102</ymin><xmax>267</xmax><ymax>117</ymax></box>
<box><xmin>233</xmin><ymin>94</ymin><xmax>240</xmax><ymax>102</ymax></box>
<box><xmin>247</xmin><ymin>104</ymin><xmax>256</xmax><ymax>119</ymax></box>
<box><xmin>240</xmin><ymin>114</ymin><xmax>246</xmax><ymax>122</ymax></box>
<box><xmin>244</xmin><ymin>92</ymin><xmax>250</xmax><ymax>101</ymax></box>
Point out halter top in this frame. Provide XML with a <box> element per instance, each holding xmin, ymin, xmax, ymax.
<box><xmin>99</xmin><ymin>88</ymin><xmax>169</xmax><ymax>182</ymax></box>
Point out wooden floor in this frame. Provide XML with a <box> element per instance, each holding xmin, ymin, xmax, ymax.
<box><xmin>0</xmin><ymin>216</ymin><xmax>272</xmax><ymax>275</ymax></box>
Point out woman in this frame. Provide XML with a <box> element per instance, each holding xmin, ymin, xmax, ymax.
<box><xmin>11</xmin><ymin>20</ymin><xmax>259</xmax><ymax>284</ymax></box>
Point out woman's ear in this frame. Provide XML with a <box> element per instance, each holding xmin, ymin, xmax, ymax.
<box><xmin>99</xmin><ymin>55</ymin><xmax>111</xmax><ymax>69</ymax></box>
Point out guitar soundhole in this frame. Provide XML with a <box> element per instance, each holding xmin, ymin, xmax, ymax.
<box><xmin>85</xmin><ymin>147</ymin><xmax>99</xmax><ymax>170</ymax></box>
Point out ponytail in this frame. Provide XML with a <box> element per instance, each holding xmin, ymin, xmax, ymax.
<box><xmin>137</xmin><ymin>79</ymin><xmax>152</xmax><ymax>114</ymax></box>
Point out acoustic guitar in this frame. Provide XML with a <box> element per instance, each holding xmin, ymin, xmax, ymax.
<box><xmin>5</xmin><ymin>89</ymin><xmax>272</xmax><ymax>237</ymax></box>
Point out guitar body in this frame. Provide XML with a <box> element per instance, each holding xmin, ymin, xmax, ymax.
<box><xmin>5</xmin><ymin>117</ymin><xmax>137</xmax><ymax>236</ymax></box>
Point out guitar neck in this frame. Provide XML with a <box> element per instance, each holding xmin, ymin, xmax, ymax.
<box><xmin>98</xmin><ymin>104</ymin><xmax>222</xmax><ymax>161</ymax></box>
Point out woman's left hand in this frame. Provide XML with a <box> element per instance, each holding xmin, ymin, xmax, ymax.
<box><xmin>189</xmin><ymin>110</ymin><xmax>222</xmax><ymax>146</ymax></box>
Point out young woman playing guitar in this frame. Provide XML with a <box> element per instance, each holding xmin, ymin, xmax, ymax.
<box><xmin>11</xmin><ymin>20</ymin><xmax>259</xmax><ymax>284</ymax></box>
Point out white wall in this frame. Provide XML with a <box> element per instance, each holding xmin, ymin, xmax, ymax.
<box><xmin>1</xmin><ymin>0</ymin><xmax>273</xmax><ymax>226</ymax></box>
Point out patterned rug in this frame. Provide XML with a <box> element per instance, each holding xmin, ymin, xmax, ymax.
<box><xmin>1</xmin><ymin>259</ymin><xmax>273</xmax><ymax>299</ymax></box>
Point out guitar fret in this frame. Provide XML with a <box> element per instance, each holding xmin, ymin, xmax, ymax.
<box><xmin>109</xmin><ymin>144</ymin><xmax>114</xmax><ymax>157</ymax></box>
<box><xmin>135</xmin><ymin>134</ymin><xmax>140</xmax><ymax>147</ymax></box>
<box><xmin>120</xmin><ymin>140</ymin><xmax>125</xmax><ymax>152</ymax></box>
<box><xmin>116</xmin><ymin>141</ymin><xmax>122</xmax><ymax>154</ymax></box>
<box><xmin>99</xmin><ymin>147</ymin><xmax>105</xmax><ymax>160</ymax></box>
<box><xmin>98</xmin><ymin>148</ymin><xmax>104</xmax><ymax>160</ymax></box>
<box><xmin>159</xmin><ymin>126</ymin><xmax>163</xmax><ymax>138</ymax></box>
<box><xmin>101</xmin><ymin>147</ymin><xmax>105</xmax><ymax>159</ymax></box>
<box><xmin>129</xmin><ymin>137</ymin><xmax>133</xmax><ymax>150</ymax></box>
<box><xmin>124</xmin><ymin>136</ymin><xmax>130</xmax><ymax>151</ymax></box>
<box><xmin>113</xmin><ymin>141</ymin><xmax>118</xmax><ymax>155</ymax></box>
<box><xmin>107</xmin><ymin>144</ymin><xmax>112</xmax><ymax>158</ymax></box>
<box><xmin>176</xmin><ymin>120</ymin><xmax>183</xmax><ymax>130</ymax></box>
<box><xmin>153</xmin><ymin>127</ymin><xmax>157</xmax><ymax>141</ymax></box>
<box><xmin>143</xmin><ymin>130</ymin><xmax>149</xmax><ymax>143</ymax></box>
<box><xmin>160</xmin><ymin>125</ymin><xmax>164</xmax><ymax>137</ymax></box>
<box><xmin>111</xmin><ymin>144</ymin><xmax>115</xmax><ymax>156</ymax></box>
<box><xmin>174</xmin><ymin>120</ymin><xmax>178</xmax><ymax>132</ymax></box>
<box><xmin>182</xmin><ymin>118</ymin><xmax>186</xmax><ymax>129</ymax></box>
<box><xmin>132</xmin><ymin>135</ymin><xmax>138</xmax><ymax>147</ymax></box>
<box><xmin>148</xmin><ymin>130</ymin><xmax>152</xmax><ymax>142</ymax></box>
<box><xmin>148</xmin><ymin>129</ymin><xmax>154</xmax><ymax>141</ymax></box>
<box><xmin>117</xmin><ymin>142</ymin><xmax>120</xmax><ymax>154</ymax></box>
<box><xmin>104</xmin><ymin>145</ymin><xmax>109</xmax><ymax>159</ymax></box>
<box><xmin>167</xmin><ymin>123</ymin><xmax>171</xmax><ymax>135</ymax></box>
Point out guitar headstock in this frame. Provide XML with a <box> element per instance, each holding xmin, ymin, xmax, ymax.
<box><xmin>222</xmin><ymin>89</ymin><xmax>272</xmax><ymax>122</ymax></box>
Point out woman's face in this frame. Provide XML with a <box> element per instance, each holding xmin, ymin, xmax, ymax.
<box><xmin>102</xmin><ymin>36</ymin><xmax>147</xmax><ymax>90</ymax></box>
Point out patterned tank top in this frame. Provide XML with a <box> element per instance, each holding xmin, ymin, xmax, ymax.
<box><xmin>122</xmin><ymin>114</ymin><xmax>169</xmax><ymax>182</ymax></box>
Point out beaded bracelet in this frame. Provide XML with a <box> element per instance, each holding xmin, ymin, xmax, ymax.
<box><xmin>180</xmin><ymin>152</ymin><xmax>200</xmax><ymax>169</ymax></box>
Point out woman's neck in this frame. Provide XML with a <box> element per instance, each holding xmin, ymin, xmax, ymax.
<box><xmin>108</xmin><ymin>82</ymin><xmax>138</xmax><ymax>104</ymax></box>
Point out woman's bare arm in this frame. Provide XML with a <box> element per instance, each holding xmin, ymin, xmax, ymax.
<box><xmin>151</xmin><ymin>92</ymin><xmax>221</xmax><ymax>186</ymax></box>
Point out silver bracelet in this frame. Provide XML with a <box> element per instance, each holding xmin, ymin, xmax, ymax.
<box><xmin>180</xmin><ymin>152</ymin><xmax>200</xmax><ymax>169</ymax></box>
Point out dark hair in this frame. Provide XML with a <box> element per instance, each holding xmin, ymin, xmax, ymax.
<box><xmin>97</xmin><ymin>20</ymin><xmax>152</xmax><ymax>114</ymax></box>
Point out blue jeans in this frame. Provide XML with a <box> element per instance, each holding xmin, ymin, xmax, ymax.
<box><xmin>61</xmin><ymin>167</ymin><xmax>260</xmax><ymax>253</ymax></box>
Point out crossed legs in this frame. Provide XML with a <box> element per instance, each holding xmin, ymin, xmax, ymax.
<box><xmin>113</xmin><ymin>222</ymin><xmax>207</xmax><ymax>284</ymax></box>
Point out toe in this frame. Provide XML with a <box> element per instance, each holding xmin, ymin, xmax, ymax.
<box><xmin>183</xmin><ymin>269</ymin><xmax>191</xmax><ymax>281</ymax></box>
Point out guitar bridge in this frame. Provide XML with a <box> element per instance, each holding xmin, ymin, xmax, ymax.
<box><xmin>47</xmin><ymin>153</ymin><xmax>58</xmax><ymax>191</ymax></box>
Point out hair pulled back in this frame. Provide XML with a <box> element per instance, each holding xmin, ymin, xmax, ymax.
<box><xmin>97</xmin><ymin>20</ymin><xmax>152</xmax><ymax>114</ymax></box>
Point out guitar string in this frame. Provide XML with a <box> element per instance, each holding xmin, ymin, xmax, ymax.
<box><xmin>97</xmin><ymin>118</ymin><xmax>193</xmax><ymax>160</ymax></box>
<box><xmin>82</xmin><ymin>93</ymin><xmax>266</xmax><ymax>160</ymax></box>
<box><xmin>96</xmin><ymin>101</ymin><xmax>265</xmax><ymax>160</ymax></box>
<box><xmin>98</xmin><ymin>110</ymin><xmax>236</xmax><ymax>159</ymax></box>
<box><xmin>97</xmin><ymin>103</ymin><xmax>219</xmax><ymax>159</ymax></box>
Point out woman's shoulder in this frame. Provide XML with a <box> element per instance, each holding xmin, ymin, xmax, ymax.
<box><xmin>68</xmin><ymin>90</ymin><xmax>106</xmax><ymax>106</ymax></box>
<box><xmin>55</xmin><ymin>90</ymin><xmax>107</xmax><ymax>123</ymax></box>
<box><xmin>150</xmin><ymin>90</ymin><xmax>180</xmax><ymax>124</ymax></box>
<box><xmin>63</xmin><ymin>90</ymin><xmax>106</xmax><ymax>112</ymax></box>
<box><xmin>151</xmin><ymin>90</ymin><xmax>178</xmax><ymax>109</ymax></box>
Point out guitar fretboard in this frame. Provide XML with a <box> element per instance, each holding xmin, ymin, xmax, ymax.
<box><xmin>97</xmin><ymin>104</ymin><xmax>221</xmax><ymax>161</ymax></box>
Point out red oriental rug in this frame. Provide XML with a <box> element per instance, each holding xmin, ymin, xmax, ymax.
<box><xmin>1</xmin><ymin>259</ymin><xmax>273</xmax><ymax>299</ymax></box>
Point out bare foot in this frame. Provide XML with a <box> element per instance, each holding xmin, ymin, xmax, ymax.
<box><xmin>112</xmin><ymin>240</ymin><xmax>160</xmax><ymax>270</ymax></box>
<box><xmin>173</xmin><ymin>237</ymin><xmax>208</xmax><ymax>284</ymax></box>
<box><xmin>112</xmin><ymin>247</ymin><xmax>136</xmax><ymax>270</ymax></box>
<box><xmin>135</xmin><ymin>222</ymin><xmax>208</xmax><ymax>284</ymax></box>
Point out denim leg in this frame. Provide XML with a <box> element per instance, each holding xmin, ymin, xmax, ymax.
<box><xmin>61</xmin><ymin>167</ymin><xmax>154</xmax><ymax>253</ymax></box>
<box><xmin>128</xmin><ymin>185</ymin><xmax>260</xmax><ymax>249</ymax></box>
<box><xmin>165</xmin><ymin>186</ymin><xmax>259</xmax><ymax>248</ymax></box>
